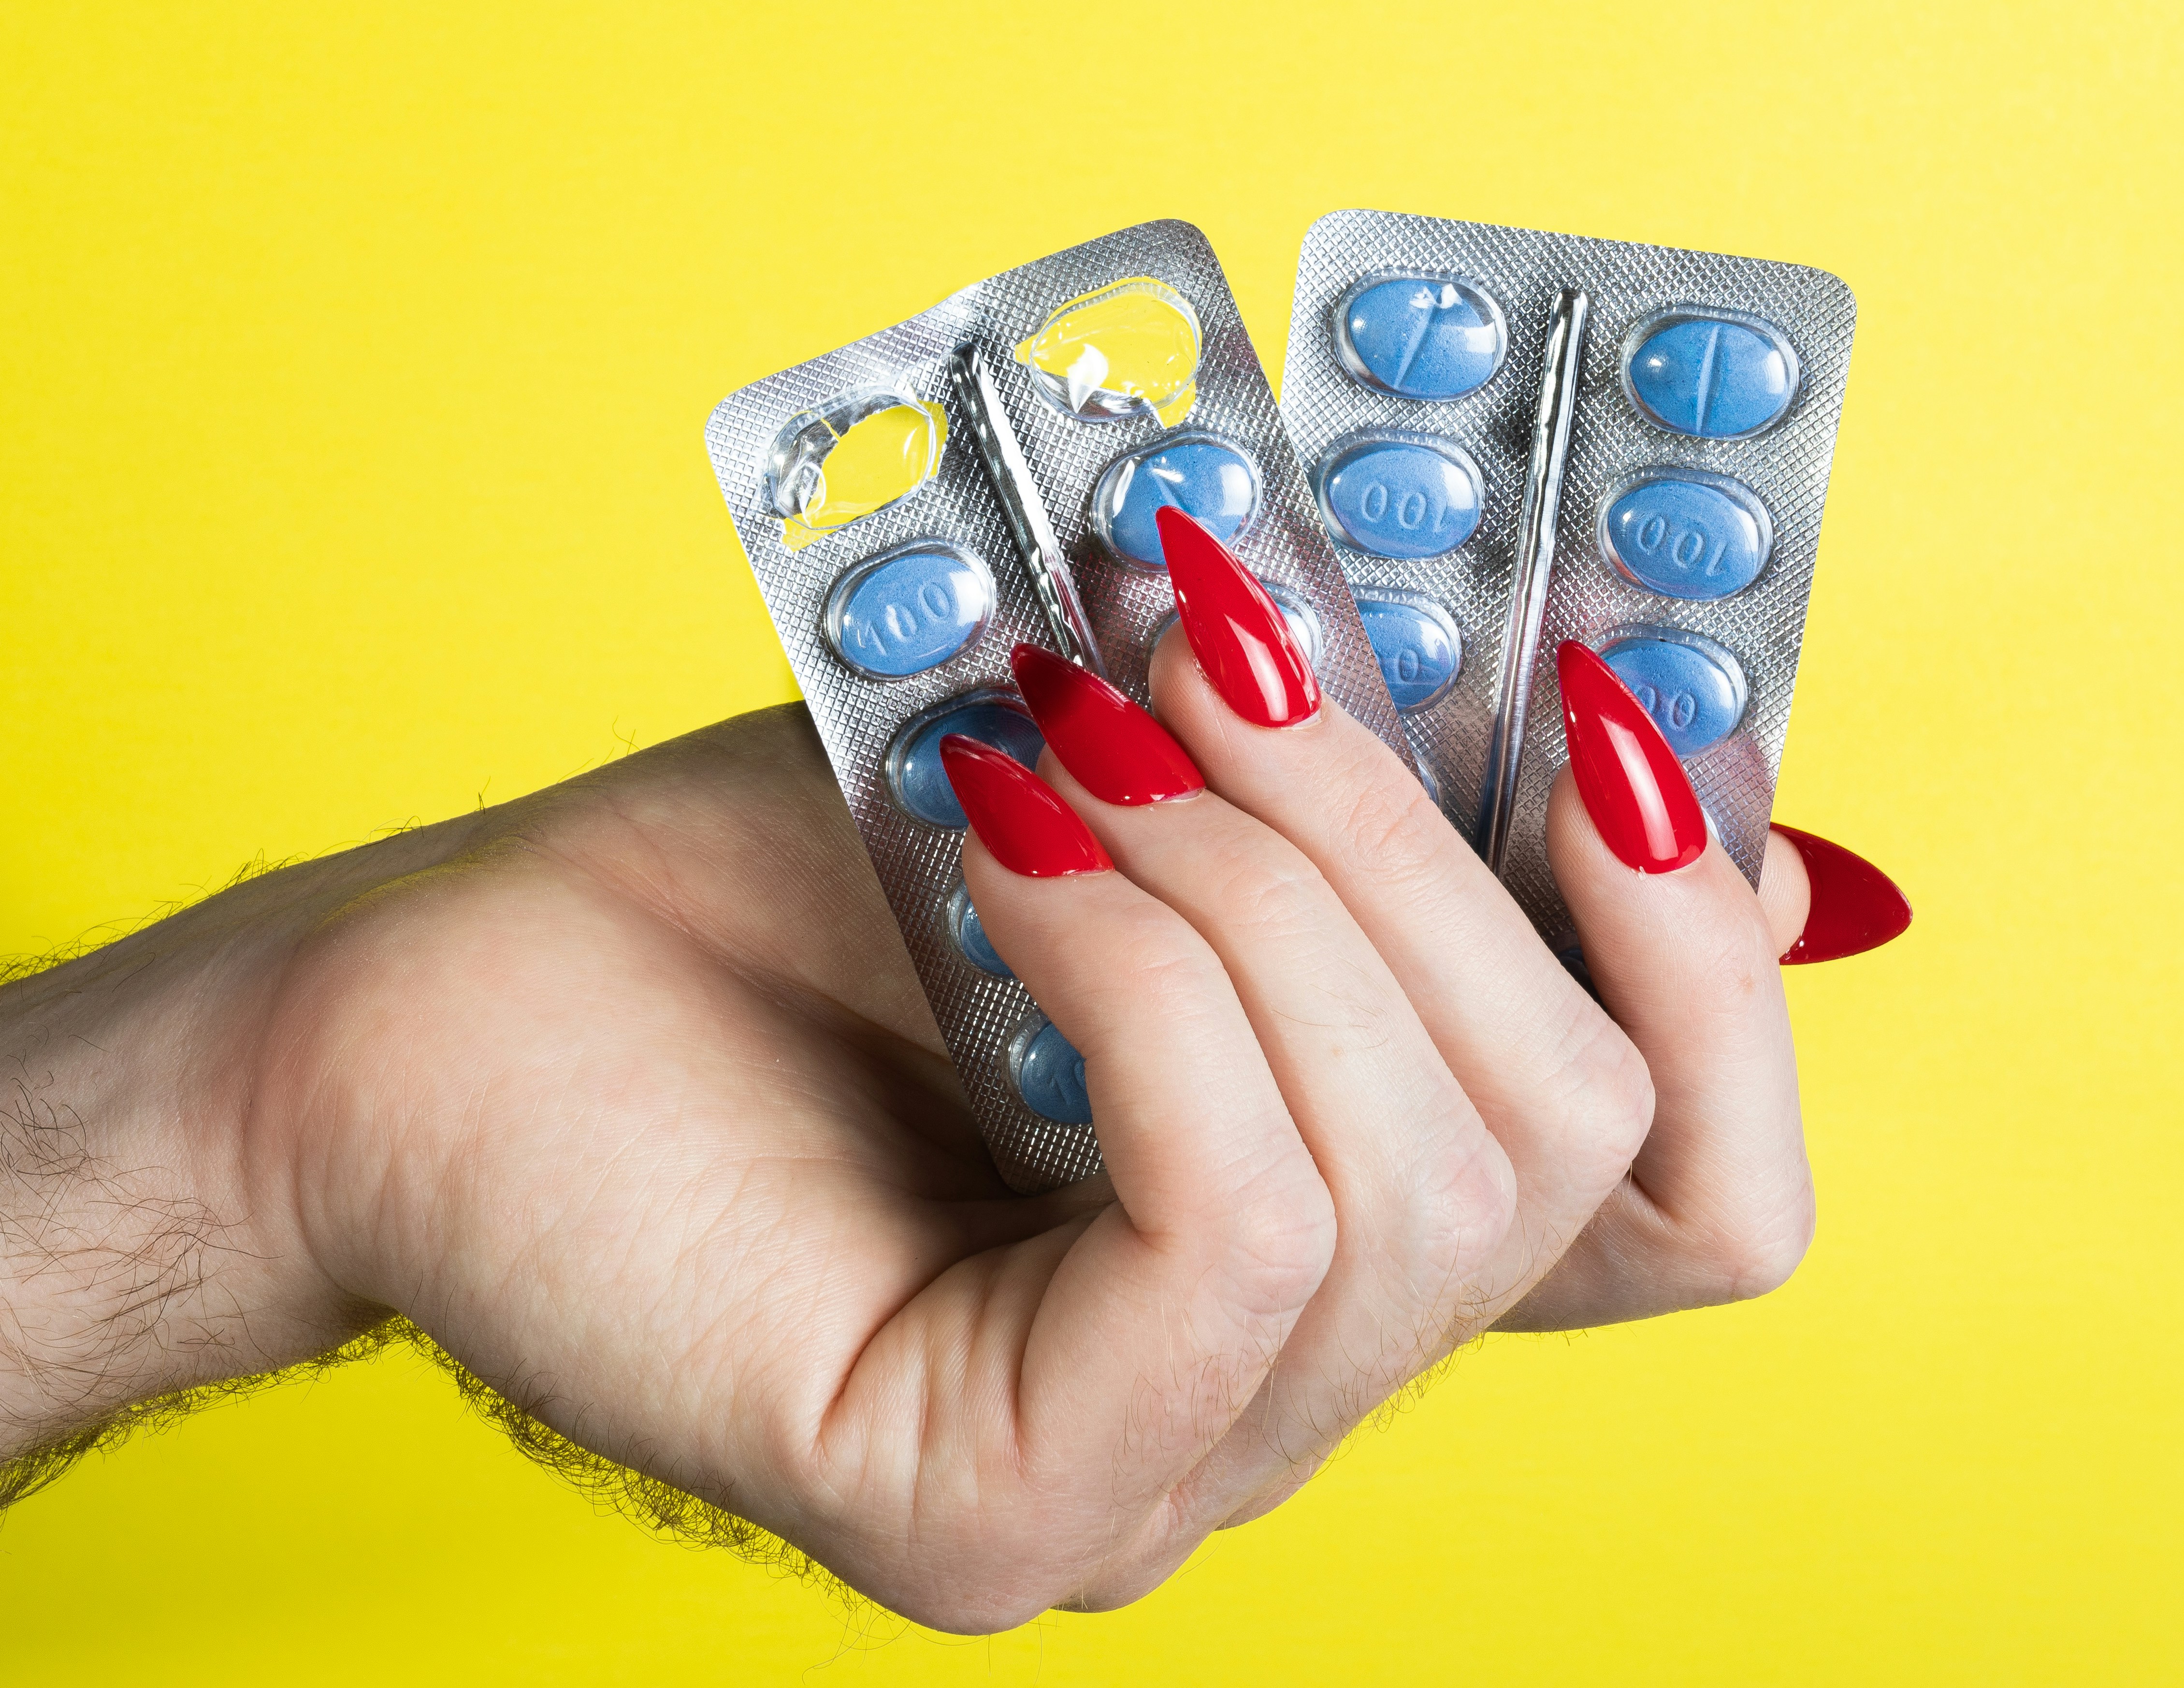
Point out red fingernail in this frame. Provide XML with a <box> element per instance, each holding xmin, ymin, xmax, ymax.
<box><xmin>1773</xmin><ymin>825</ymin><xmax>1912</xmax><ymax>964</ymax></box>
<box><xmin>1558</xmin><ymin>640</ymin><xmax>1707</xmax><ymax>874</ymax></box>
<box><xmin>940</xmin><ymin>734</ymin><xmax>1113</xmax><ymax>877</ymax></box>
<box><xmin>1009</xmin><ymin>642</ymin><xmax>1205</xmax><ymax>806</ymax></box>
<box><xmin>1157</xmin><ymin>507</ymin><xmax>1320</xmax><ymax>729</ymax></box>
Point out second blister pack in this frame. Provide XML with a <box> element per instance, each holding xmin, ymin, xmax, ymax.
<box><xmin>1281</xmin><ymin>211</ymin><xmax>1857</xmax><ymax>943</ymax></box>
<box><xmin>705</xmin><ymin>221</ymin><xmax>1412</xmax><ymax>1192</ymax></box>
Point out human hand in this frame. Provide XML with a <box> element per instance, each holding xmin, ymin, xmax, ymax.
<box><xmin>0</xmin><ymin>517</ymin><xmax>1904</xmax><ymax>1630</ymax></box>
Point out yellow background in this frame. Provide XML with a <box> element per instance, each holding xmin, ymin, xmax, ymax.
<box><xmin>3</xmin><ymin>1</ymin><xmax>2178</xmax><ymax>1680</ymax></box>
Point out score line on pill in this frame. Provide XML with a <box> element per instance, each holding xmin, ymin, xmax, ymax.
<box><xmin>1332</xmin><ymin>273</ymin><xmax>1507</xmax><ymax>400</ymax></box>
<box><xmin>1620</xmin><ymin>308</ymin><xmax>1800</xmax><ymax>440</ymax></box>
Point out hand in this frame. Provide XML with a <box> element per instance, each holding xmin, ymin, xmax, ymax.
<box><xmin>0</xmin><ymin>524</ymin><xmax>1904</xmax><ymax>1629</ymax></box>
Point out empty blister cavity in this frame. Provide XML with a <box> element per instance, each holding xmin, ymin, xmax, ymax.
<box><xmin>1599</xmin><ymin>628</ymin><xmax>1749</xmax><ymax>757</ymax></box>
<box><xmin>1148</xmin><ymin>578</ymin><xmax>1324</xmax><ymax>671</ymax></box>
<box><xmin>823</xmin><ymin>541</ymin><xmax>996</xmax><ymax>678</ymax></box>
<box><xmin>762</xmin><ymin>387</ymin><xmax>948</xmax><ymax>553</ymax></box>
<box><xmin>1621</xmin><ymin>308</ymin><xmax>1800</xmax><ymax>440</ymax></box>
<box><xmin>1354</xmin><ymin>590</ymin><xmax>1462</xmax><ymax>715</ymax></box>
<box><xmin>1332</xmin><ymin>273</ymin><xmax>1507</xmax><ymax>400</ymax></box>
<box><xmin>884</xmin><ymin>688</ymin><xmax>1047</xmax><ymax>829</ymax></box>
<box><xmin>1315</xmin><ymin>432</ymin><xmax>1484</xmax><ymax>560</ymax></box>
<box><xmin>1598</xmin><ymin>468</ymin><xmax>1773</xmax><ymax>601</ymax></box>
<box><xmin>1014</xmin><ymin>277</ymin><xmax>1202</xmax><ymax>426</ymax></box>
<box><xmin>1091</xmin><ymin>433</ymin><xmax>1260</xmax><ymax>570</ymax></box>
<box><xmin>943</xmin><ymin>881</ymin><xmax>1014</xmax><ymax>979</ymax></box>
<box><xmin>1009</xmin><ymin>1015</ymin><xmax>1092</xmax><ymax>1126</ymax></box>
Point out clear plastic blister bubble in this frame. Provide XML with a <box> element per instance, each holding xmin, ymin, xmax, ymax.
<box><xmin>707</xmin><ymin>221</ymin><xmax>1411</xmax><ymax>1192</ymax></box>
<box><xmin>1283</xmin><ymin>212</ymin><xmax>1855</xmax><ymax>943</ymax></box>
<box><xmin>762</xmin><ymin>386</ymin><xmax>948</xmax><ymax>553</ymax></box>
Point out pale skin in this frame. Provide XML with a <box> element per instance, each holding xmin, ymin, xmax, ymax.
<box><xmin>0</xmin><ymin>626</ymin><xmax>1812</xmax><ymax>1632</ymax></box>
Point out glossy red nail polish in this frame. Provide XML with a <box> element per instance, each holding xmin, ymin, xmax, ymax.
<box><xmin>1773</xmin><ymin>824</ymin><xmax>1912</xmax><ymax>964</ymax></box>
<box><xmin>940</xmin><ymin>734</ymin><xmax>1112</xmax><ymax>877</ymax></box>
<box><xmin>1157</xmin><ymin>507</ymin><xmax>1320</xmax><ymax>728</ymax></box>
<box><xmin>1558</xmin><ymin>640</ymin><xmax>1707</xmax><ymax>874</ymax></box>
<box><xmin>1009</xmin><ymin>642</ymin><xmax>1204</xmax><ymax>806</ymax></box>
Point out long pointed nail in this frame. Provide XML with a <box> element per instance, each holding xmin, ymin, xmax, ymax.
<box><xmin>1773</xmin><ymin>825</ymin><xmax>1912</xmax><ymax>963</ymax></box>
<box><xmin>1558</xmin><ymin>640</ymin><xmax>1707</xmax><ymax>873</ymax></box>
<box><xmin>1157</xmin><ymin>507</ymin><xmax>1320</xmax><ymax>728</ymax></box>
<box><xmin>940</xmin><ymin>735</ymin><xmax>1113</xmax><ymax>876</ymax></box>
<box><xmin>1010</xmin><ymin>643</ymin><xmax>1204</xmax><ymax>806</ymax></box>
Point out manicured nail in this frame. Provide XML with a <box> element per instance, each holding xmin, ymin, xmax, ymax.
<box><xmin>940</xmin><ymin>734</ymin><xmax>1113</xmax><ymax>877</ymax></box>
<box><xmin>1157</xmin><ymin>507</ymin><xmax>1320</xmax><ymax>728</ymax></box>
<box><xmin>1558</xmin><ymin>640</ymin><xmax>1707</xmax><ymax>874</ymax></box>
<box><xmin>1009</xmin><ymin>642</ymin><xmax>1205</xmax><ymax>806</ymax></box>
<box><xmin>1773</xmin><ymin>825</ymin><xmax>1912</xmax><ymax>964</ymax></box>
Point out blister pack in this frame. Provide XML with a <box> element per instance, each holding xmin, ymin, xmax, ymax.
<box><xmin>1281</xmin><ymin>211</ymin><xmax>1857</xmax><ymax>944</ymax></box>
<box><xmin>705</xmin><ymin>221</ymin><xmax>1412</xmax><ymax>1192</ymax></box>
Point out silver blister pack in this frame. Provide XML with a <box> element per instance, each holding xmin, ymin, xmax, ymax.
<box><xmin>706</xmin><ymin>220</ymin><xmax>1410</xmax><ymax>1192</ymax></box>
<box><xmin>1282</xmin><ymin>211</ymin><xmax>1856</xmax><ymax>943</ymax></box>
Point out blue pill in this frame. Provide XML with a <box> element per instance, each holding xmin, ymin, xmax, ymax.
<box><xmin>1355</xmin><ymin>592</ymin><xmax>1462</xmax><ymax>714</ymax></box>
<box><xmin>1014</xmin><ymin>1018</ymin><xmax>1092</xmax><ymax>1125</ymax></box>
<box><xmin>1335</xmin><ymin>275</ymin><xmax>1506</xmax><ymax>399</ymax></box>
<box><xmin>1316</xmin><ymin>434</ymin><xmax>1483</xmax><ymax>560</ymax></box>
<box><xmin>1600</xmin><ymin>631</ymin><xmax>1749</xmax><ymax>757</ymax></box>
<box><xmin>1623</xmin><ymin>312</ymin><xmax>1798</xmax><ymax>439</ymax></box>
<box><xmin>949</xmin><ymin>886</ymin><xmax>1013</xmax><ymax>979</ymax></box>
<box><xmin>1599</xmin><ymin>471</ymin><xmax>1772</xmax><ymax>601</ymax></box>
<box><xmin>825</xmin><ymin>543</ymin><xmax>994</xmax><ymax>678</ymax></box>
<box><xmin>888</xmin><ymin>696</ymin><xmax>1046</xmax><ymax>828</ymax></box>
<box><xmin>1093</xmin><ymin>435</ymin><xmax>1260</xmax><ymax>570</ymax></box>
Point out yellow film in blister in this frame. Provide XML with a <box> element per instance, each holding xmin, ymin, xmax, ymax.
<box><xmin>1013</xmin><ymin>277</ymin><xmax>1201</xmax><ymax>426</ymax></box>
<box><xmin>780</xmin><ymin>401</ymin><xmax>948</xmax><ymax>552</ymax></box>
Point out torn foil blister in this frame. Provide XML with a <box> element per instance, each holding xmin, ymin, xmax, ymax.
<box><xmin>1281</xmin><ymin>210</ymin><xmax>1857</xmax><ymax>947</ymax></box>
<box><xmin>705</xmin><ymin>220</ymin><xmax>1411</xmax><ymax>1193</ymax></box>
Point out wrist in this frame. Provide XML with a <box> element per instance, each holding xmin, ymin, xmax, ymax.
<box><xmin>0</xmin><ymin>815</ymin><xmax>479</xmax><ymax>1463</ymax></box>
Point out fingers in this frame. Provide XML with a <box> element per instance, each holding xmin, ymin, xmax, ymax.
<box><xmin>1144</xmin><ymin>624</ymin><xmax>1653</xmax><ymax>1331</ymax></box>
<box><xmin>1504</xmin><ymin>644</ymin><xmax>1812</xmax><ymax>1329</ymax></box>
<box><xmin>1014</xmin><ymin>654</ymin><xmax>1515</xmax><ymax>1531</ymax></box>
<box><xmin>1757</xmin><ymin>826</ymin><xmax>1814</xmax><ymax>956</ymax></box>
<box><xmin>850</xmin><ymin>738</ymin><xmax>1334</xmax><ymax>1547</ymax></box>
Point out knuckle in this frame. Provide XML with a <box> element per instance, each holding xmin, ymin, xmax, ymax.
<box><xmin>1410</xmin><ymin>1120</ymin><xmax>1518</xmax><ymax>1270</ymax></box>
<box><xmin>1215</xmin><ymin>1159</ymin><xmax>1338</xmax><ymax>1318</ymax></box>
<box><xmin>1200</xmin><ymin>836</ymin><xmax>1333</xmax><ymax>942</ymax></box>
<box><xmin>1326</xmin><ymin>759</ymin><xmax>1446</xmax><ymax>887</ymax></box>
<box><xmin>1704</xmin><ymin>1179</ymin><xmax>1817</xmax><ymax>1302</ymax></box>
<box><xmin>1561</xmin><ymin>1014</ymin><xmax>1658</xmax><ymax>1172</ymax></box>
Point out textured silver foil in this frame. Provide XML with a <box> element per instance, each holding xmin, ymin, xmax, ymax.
<box><xmin>706</xmin><ymin>221</ymin><xmax>1410</xmax><ymax>1192</ymax></box>
<box><xmin>1283</xmin><ymin>211</ymin><xmax>1857</xmax><ymax>942</ymax></box>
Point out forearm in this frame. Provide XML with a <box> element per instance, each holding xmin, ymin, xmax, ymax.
<box><xmin>0</xmin><ymin>818</ymin><xmax>476</xmax><ymax>1464</ymax></box>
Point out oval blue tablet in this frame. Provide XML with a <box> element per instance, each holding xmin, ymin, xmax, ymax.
<box><xmin>945</xmin><ymin>883</ymin><xmax>1013</xmax><ymax>979</ymax></box>
<box><xmin>1092</xmin><ymin>434</ymin><xmax>1260</xmax><ymax>571</ymax></box>
<box><xmin>886</xmin><ymin>692</ymin><xmax>1046</xmax><ymax>829</ymax></box>
<box><xmin>1599</xmin><ymin>630</ymin><xmax>1749</xmax><ymax>757</ymax></box>
<box><xmin>1334</xmin><ymin>274</ymin><xmax>1507</xmax><ymax>399</ymax></box>
<box><xmin>1622</xmin><ymin>310</ymin><xmax>1799</xmax><ymax>439</ymax></box>
<box><xmin>1354</xmin><ymin>591</ymin><xmax>1462</xmax><ymax>714</ymax></box>
<box><xmin>824</xmin><ymin>542</ymin><xmax>995</xmax><ymax>678</ymax></box>
<box><xmin>1012</xmin><ymin>1018</ymin><xmax>1092</xmax><ymax>1125</ymax></box>
<box><xmin>1316</xmin><ymin>434</ymin><xmax>1484</xmax><ymax>561</ymax></box>
<box><xmin>1598</xmin><ymin>470</ymin><xmax>1773</xmax><ymax>601</ymax></box>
